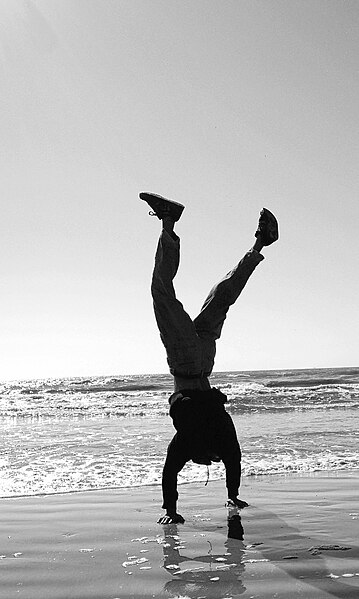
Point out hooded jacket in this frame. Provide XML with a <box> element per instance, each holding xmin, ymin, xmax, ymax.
<box><xmin>168</xmin><ymin>387</ymin><xmax>229</xmax><ymax>465</ymax></box>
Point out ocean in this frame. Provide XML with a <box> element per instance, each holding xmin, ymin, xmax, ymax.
<box><xmin>1</xmin><ymin>367</ymin><xmax>358</xmax><ymax>499</ymax></box>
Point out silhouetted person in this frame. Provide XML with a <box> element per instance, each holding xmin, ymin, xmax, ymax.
<box><xmin>140</xmin><ymin>192</ymin><xmax>279</xmax><ymax>524</ymax></box>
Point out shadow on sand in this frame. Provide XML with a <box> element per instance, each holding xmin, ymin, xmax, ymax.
<box><xmin>160</xmin><ymin>505</ymin><xmax>359</xmax><ymax>599</ymax></box>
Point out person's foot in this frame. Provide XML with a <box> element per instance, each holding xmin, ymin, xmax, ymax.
<box><xmin>139</xmin><ymin>192</ymin><xmax>185</xmax><ymax>222</ymax></box>
<box><xmin>226</xmin><ymin>497</ymin><xmax>249</xmax><ymax>509</ymax></box>
<box><xmin>157</xmin><ymin>511</ymin><xmax>185</xmax><ymax>525</ymax></box>
<box><xmin>255</xmin><ymin>208</ymin><xmax>279</xmax><ymax>246</ymax></box>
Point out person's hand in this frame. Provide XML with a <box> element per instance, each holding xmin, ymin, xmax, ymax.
<box><xmin>226</xmin><ymin>497</ymin><xmax>249</xmax><ymax>509</ymax></box>
<box><xmin>157</xmin><ymin>512</ymin><xmax>185</xmax><ymax>524</ymax></box>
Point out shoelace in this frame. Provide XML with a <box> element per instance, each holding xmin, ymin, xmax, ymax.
<box><xmin>204</xmin><ymin>465</ymin><xmax>209</xmax><ymax>486</ymax></box>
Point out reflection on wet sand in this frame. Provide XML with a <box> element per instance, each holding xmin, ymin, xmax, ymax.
<box><xmin>161</xmin><ymin>507</ymin><xmax>246</xmax><ymax>598</ymax></box>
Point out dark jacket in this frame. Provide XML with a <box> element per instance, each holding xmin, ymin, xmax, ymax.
<box><xmin>168</xmin><ymin>387</ymin><xmax>229</xmax><ymax>465</ymax></box>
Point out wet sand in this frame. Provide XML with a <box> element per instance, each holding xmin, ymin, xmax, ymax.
<box><xmin>1</xmin><ymin>471</ymin><xmax>359</xmax><ymax>599</ymax></box>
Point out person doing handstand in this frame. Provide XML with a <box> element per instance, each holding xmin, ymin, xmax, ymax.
<box><xmin>140</xmin><ymin>192</ymin><xmax>279</xmax><ymax>524</ymax></box>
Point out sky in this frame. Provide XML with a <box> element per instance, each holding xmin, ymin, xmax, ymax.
<box><xmin>1</xmin><ymin>0</ymin><xmax>358</xmax><ymax>381</ymax></box>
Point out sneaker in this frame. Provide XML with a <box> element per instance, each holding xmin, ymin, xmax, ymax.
<box><xmin>139</xmin><ymin>192</ymin><xmax>185</xmax><ymax>222</ymax></box>
<box><xmin>255</xmin><ymin>208</ymin><xmax>279</xmax><ymax>245</ymax></box>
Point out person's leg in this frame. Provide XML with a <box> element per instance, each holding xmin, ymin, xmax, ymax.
<box><xmin>194</xmin><ymin>245</ymin><xmax>264</xmax><ymax>376</ymax></box>
<box><xmin>142</xmin><ymin>192</ymin><xmax>204</xmax><ymax>379</ymax></box>
<box><xmin>194</xmin><ymin>208</ymin><xmax>279</xmax><ymax>376</ymax></box>
<box><xmin>151</xmin><ymin>228</ymin><xmax>204</xmax><ymax>378</ymax></box>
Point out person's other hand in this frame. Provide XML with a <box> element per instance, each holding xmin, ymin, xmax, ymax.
<box><xmin>157</xmin><ymin>512</ymin><xmax>185</xmax><ymax>524</ymax></box>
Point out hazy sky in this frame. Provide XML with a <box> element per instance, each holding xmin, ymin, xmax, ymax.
<box><xmin>1</xmin><ymin>0</ymin><xmax>358</xmax><ymax>381</ymax></box>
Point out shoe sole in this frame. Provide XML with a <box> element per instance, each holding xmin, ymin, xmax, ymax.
<box><xmin>139</xmin><ymin>192</ymin><xmax>185</xmax><ymax>221</ymax></box>
<box><xmin>256</xmin><ymin>207</ymin><xmax>279</xmax><ymax>245</ymax></box>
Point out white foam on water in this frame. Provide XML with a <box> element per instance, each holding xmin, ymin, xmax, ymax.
<box><xmin>1</xmin><ymin>369</ymin><xmax>359</xmax><ymax>497</ymax></box>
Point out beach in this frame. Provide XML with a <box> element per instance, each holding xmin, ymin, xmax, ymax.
<box><xmin>1</xmin><ymin>470</ymin><xmax>359</xmax><ymax>599</ymax></box>
<box><xmin>1</xmin><ymin>368</ymin><xmax>358</xmax><ymax>597</ymax></box>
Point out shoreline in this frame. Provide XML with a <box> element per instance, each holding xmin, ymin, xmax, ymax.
<box><xmin>2</xmin><ymin>466</ymin><xmax>359</xmax><ymax>501</ymax></box>
<box><xmin>1</xmin><ymin>470</ymin><xmax>359</xmax><ymax>598</ymax></box>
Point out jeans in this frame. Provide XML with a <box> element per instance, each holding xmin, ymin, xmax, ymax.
<box><xmin>151</xmin><ymin>230</ymin><xmax>264</xmax><ymax>377</ymax></box>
